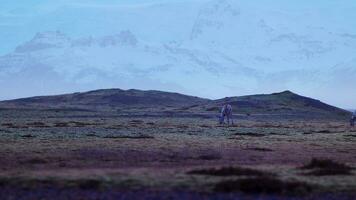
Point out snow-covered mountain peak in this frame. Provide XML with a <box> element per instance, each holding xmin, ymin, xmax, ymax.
<box><xmin>71</xmin><ymin>31</ymin><xmax>138</xmax><ymax>48</ymax></box>
<box><xmin>98</xmin><ymin>30</ymin><xmax>138</xmax><ymax>47</ymax></box>
<box><xmin>201</xmin><ymin>0</ymin><xmax>239</xmax><ymax>17</ymax></box>
<box><xmin>0</xmin><ymin>0</ymin><xmax>355</xmax><ymax>108</ymax></box>
<box><xmin>33</xmin><ymin>31</ymin><xmax>69</xmax><ymax>42</ymax></box>
<box><xmin>15</xmin><ymin>31</ymin><xmax>71</xmax><ymax>53</ymax></box>
<box><xmin>190</xmin><ymin>0</ymin><xmax>240</xmax><ymax>40</ymax></box>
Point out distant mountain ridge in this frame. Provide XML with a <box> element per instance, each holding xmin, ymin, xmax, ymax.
<box><xmin>0</xmin><ymin>89</ymin><xmax>350</xmax><ymax>118</ymax></box>
<box><xmin>1</xmin><ymin>0</ymin><xmax>356</xmax><ymax>108</ymax></box>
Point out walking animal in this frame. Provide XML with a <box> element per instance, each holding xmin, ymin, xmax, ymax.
<box><xmin>351</xmin><ymin>110</ymin><xmax>356</xmax><ymax>127</ymax></box>
<box><xmin>219</xmin><ymin>104</ymin><xmax>233</xmax><ymax>125</ymax></box>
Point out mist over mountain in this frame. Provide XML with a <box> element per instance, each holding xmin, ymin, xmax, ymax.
<box><xmin>0</xmin><ymin>0</ymin><xmax>355</xmax><ymax>108</ymax></box>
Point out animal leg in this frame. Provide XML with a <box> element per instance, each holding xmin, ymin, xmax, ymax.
<box><xmin>227</xmin><ymin>116</ymin><xmax>231</xmax><ymax>126</ymax></box>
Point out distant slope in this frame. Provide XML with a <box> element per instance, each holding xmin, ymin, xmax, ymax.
<box><xmin>0</xmin><ymin>89</ymin><xmax>209</xmax><ymax>109</ymax></box>
<box><xmin>0</xmin><ymin>89</ymin><xmax>350</xmax><ymax>118</ymax></box>
<box><xmin>205</xmin><ymin>90</ymin><xmax>350</xmax><ymax>117</ymax></box>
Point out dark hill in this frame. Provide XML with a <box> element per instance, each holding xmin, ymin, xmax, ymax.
<box><xmin>206</xmin><ymin>90</ymin><xmax>349</xmax><ymax>118</ymax></box>
<box><xmin>0</xmin><ymin>89</ymin><xmax>350</xmax><ymax>118</ymax></box>
<box><xmin>0</xmin><ymin>89</ymin><xmax>209</xmax><ymax>109</ymax></box>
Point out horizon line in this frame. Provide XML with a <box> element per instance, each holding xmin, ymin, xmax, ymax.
<box><xmin>0</xmin><ymin>87</ymin><xmax>353</xmax><ymax>111</ymax></box>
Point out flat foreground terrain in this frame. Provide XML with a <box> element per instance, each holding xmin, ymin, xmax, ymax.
<box><xmin>0</xmin><ymin>109</ymin><xmax>355</xmax><ymax>199</ymax></box>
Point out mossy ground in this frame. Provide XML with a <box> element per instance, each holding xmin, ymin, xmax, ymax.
<box><xmin>0</xmin><ymin>109</ymin><xmax>355</xmax><ymax>199</ymax></box>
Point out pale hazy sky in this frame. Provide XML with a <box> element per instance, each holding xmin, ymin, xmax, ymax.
<box><xmin>2</xmin><ymin>0</ymin><xmax>354</xmax><ymax>54</ymax></box>
<box><xmin>0</xmin><ymin>0</ymin><xmax>355</xmax><ymax>108</ymax></box>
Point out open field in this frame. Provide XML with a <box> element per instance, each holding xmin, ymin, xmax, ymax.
<box><xmin>0</xmin><ymin>109</ymin><xmax>356</xmax><ymax>199</ymax></box>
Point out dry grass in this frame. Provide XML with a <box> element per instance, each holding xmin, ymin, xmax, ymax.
<box><xmin>21</xmin><ymin>134</ymin><xmax>35</xmax><ymax>138</ymax></box>
<box><xmin>21</xmin><ymin>158</ymin><xmax>48</xmax><ymax>164</ymax></box>
<box><xmin>26</xmin><ymin>122</ymin><xmax>50</xmax><ymax>128</ymax></box>
<box><xmin>197</xmin><ymin>153</ymin><xmax>222</xmax><ymax>160</ymax></box>
<box><xmin>103</xmin><ymin>134</ymin><xmax>154</xmax><ymax>139</ymax></box>
<box><xmin>187</xmin><ymin>166</ymin><xmax>271</xmax><ymax>177</ymax></box>
<box><xmin>54</xmin><ymin>122</ymin><xmax>70</xmax><ymax>127</ymax></box>
<box><xmin>214</xmin><ymin>177</ymin><xmax>313</xmax><ymax>195</ymax></box>
<box><xmin>247</xmin><ymin>147</ymin><xmax>273</xmax><ymax>152</ymax></box>
<box><xmin>300</xmin><ymin>158</ymin><xmax>354</xmax><ymax>176</ymax></box>
<box><xmin>0</xmin><ymin>109</ymin><xmax>355</xmax><ymax>197</ymax></box>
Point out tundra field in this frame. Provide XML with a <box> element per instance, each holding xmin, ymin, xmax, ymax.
<box><xmin>0</xmin><ymin>109</ymin><xmax>355</xmax><ymax>200</ymax></box>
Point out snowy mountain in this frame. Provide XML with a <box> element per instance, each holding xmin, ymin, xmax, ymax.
<box><xmin>0</xmin><ymin>0</ymin><xmax>355</xmax><ymax>108</ymax></box>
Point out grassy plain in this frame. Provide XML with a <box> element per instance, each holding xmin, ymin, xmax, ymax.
<box><xmin>0</xmin><ymin>109</ymin><xmax>355</xmax><ymax>199</ymax></box>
